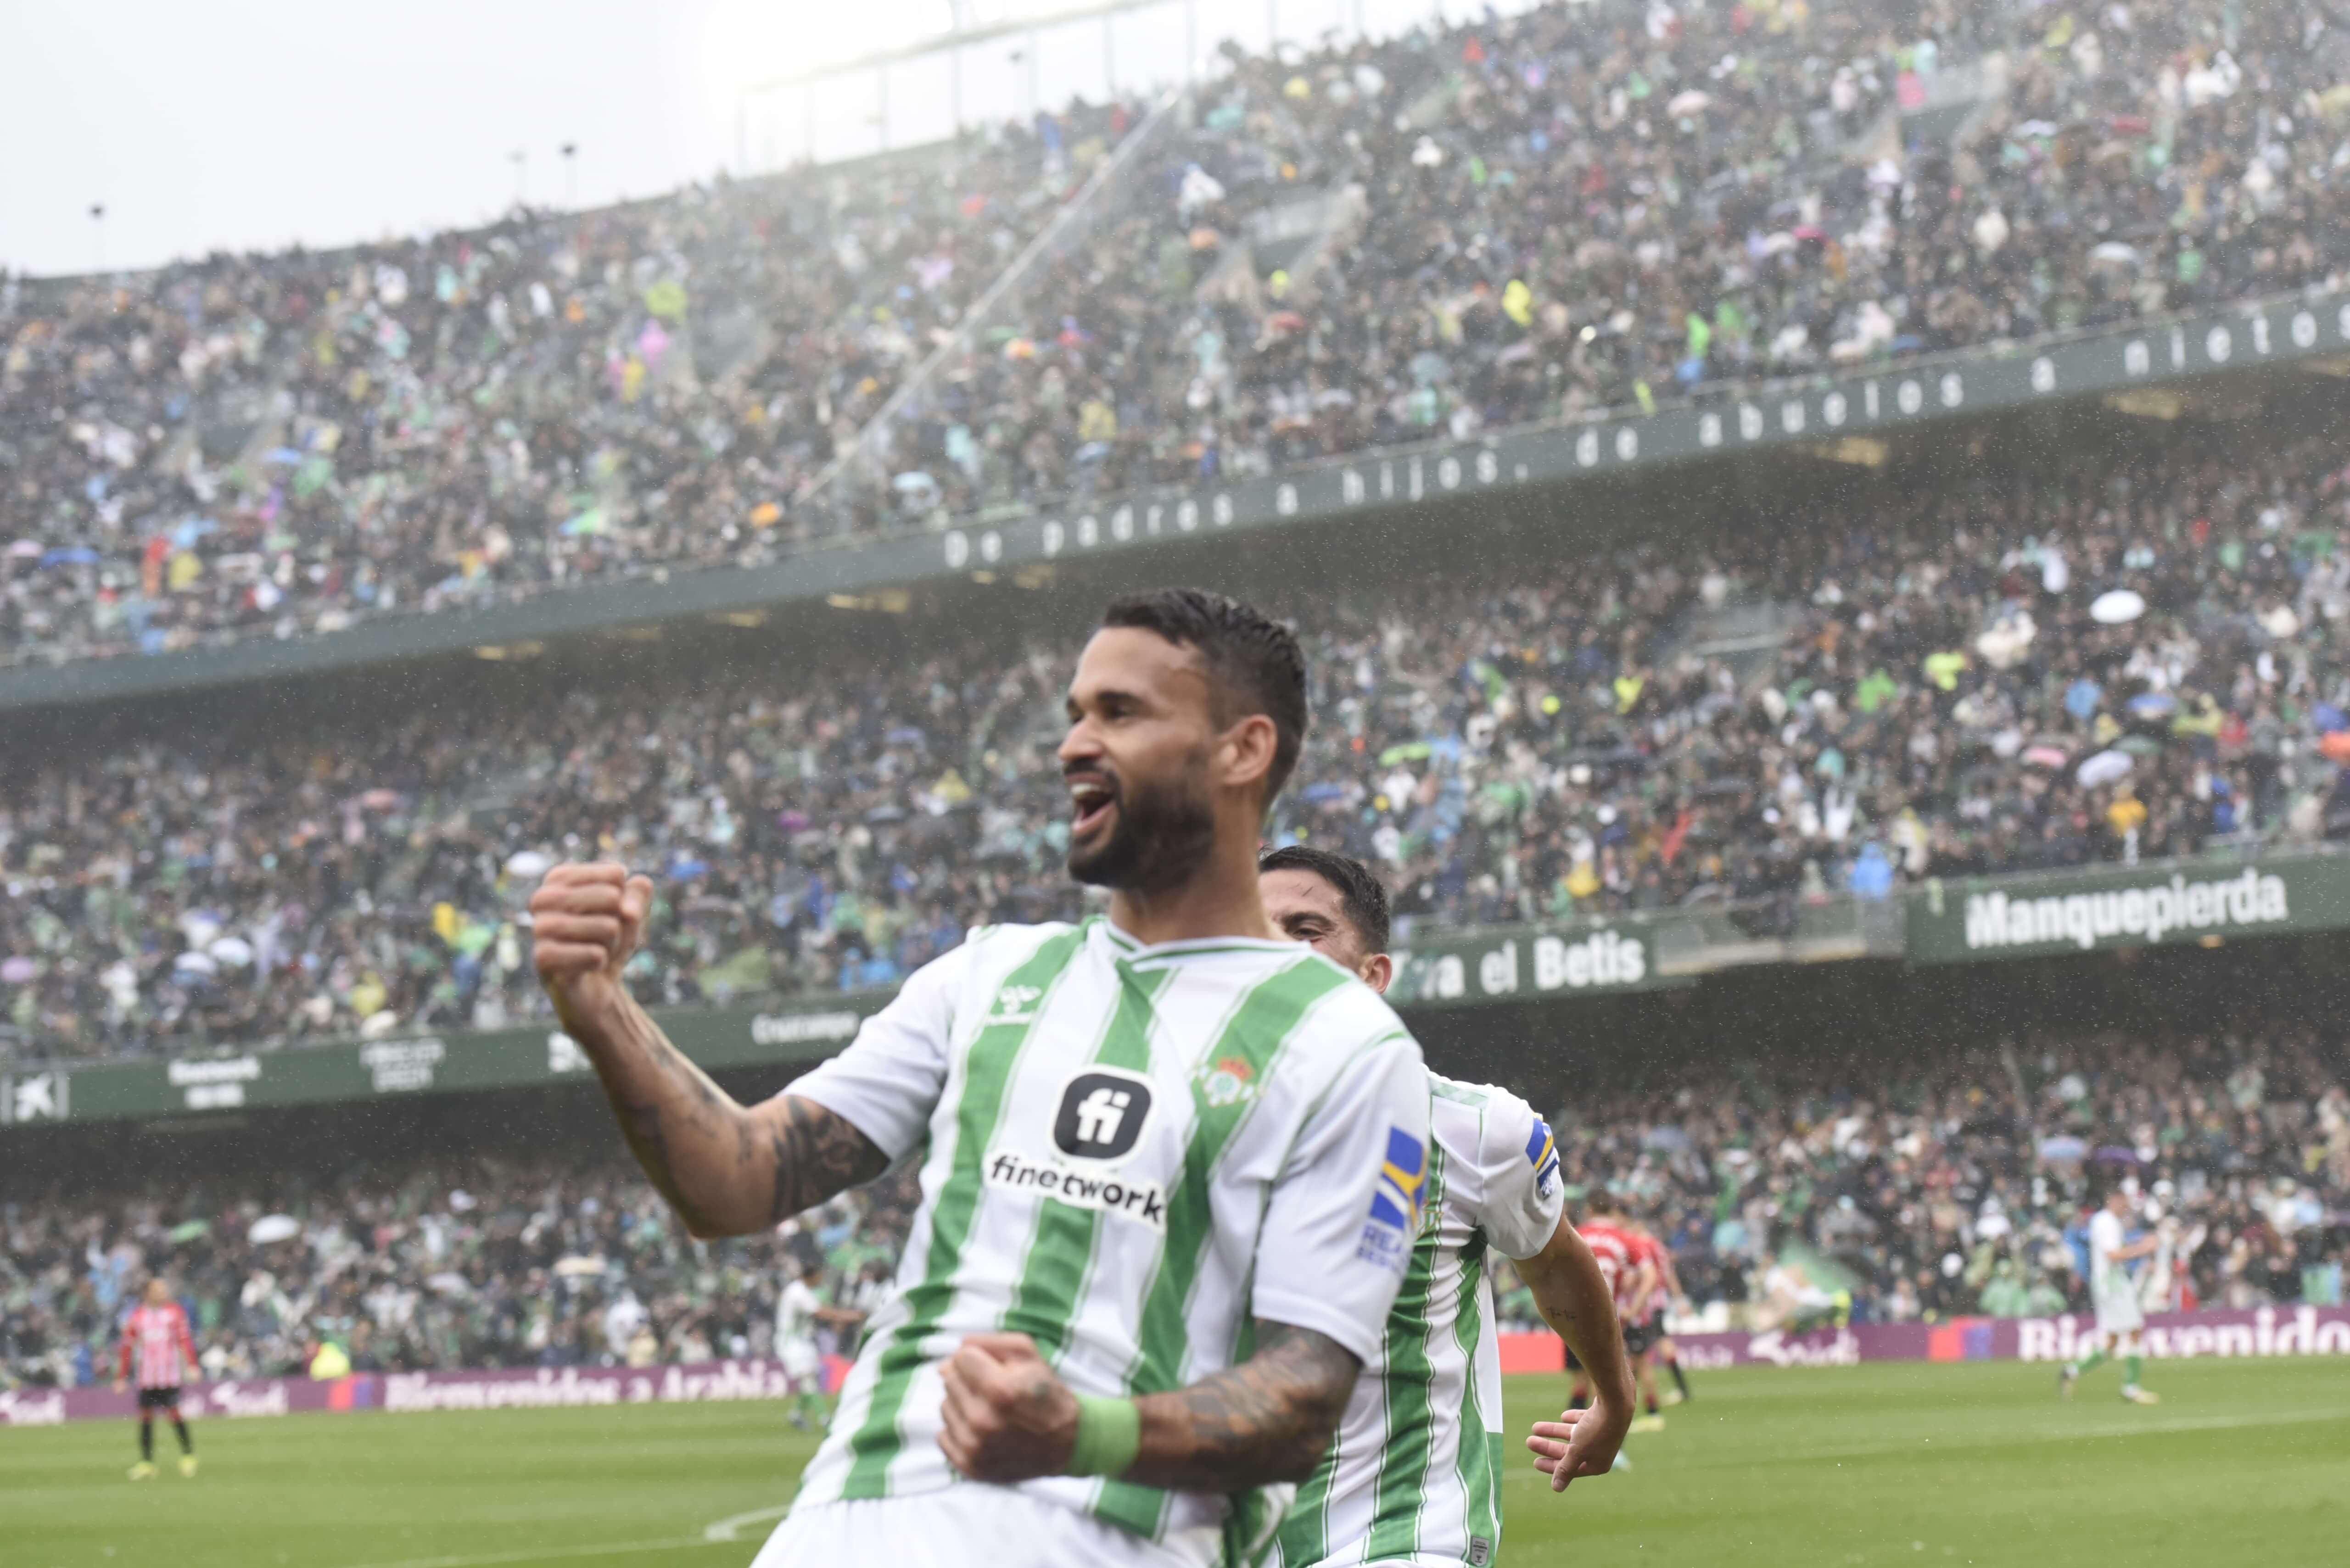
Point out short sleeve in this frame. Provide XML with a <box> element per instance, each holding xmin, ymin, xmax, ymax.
<box><xmin>1477</xmin><ymin>1089</ymin><xmax>1566</xmax><ymax>1262</ymax></box>
<box><xmin>1251</xmin><ymin>1032</ymin><xmax>1430</xmax><ymax>1366</ymax></box>
<box><xmin>783</xmin><ymin>940</ymin><xmax>972</xmax><ymax>1161</ymax></box>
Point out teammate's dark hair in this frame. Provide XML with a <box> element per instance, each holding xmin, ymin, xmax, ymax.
<box><xmin>1101</xmin><ymin>588</ymin><xmax>1308</xmax><ymax>804</ymax></box>
<box><xmin>1257</xmin><ymin>843</ymin><xmax>1391</xmax><ymax>955</ymax></box>
<box><xmin>1585</xmin><ymin>1187</ymin><xmax>1620</xmax><ymax>1216</ymax></box>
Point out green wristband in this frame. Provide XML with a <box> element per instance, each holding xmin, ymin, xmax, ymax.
<box><xmin>1068</xmin><ymin>1393</ymin><xmax>1141</xmax><ymax>1478</ymax></box>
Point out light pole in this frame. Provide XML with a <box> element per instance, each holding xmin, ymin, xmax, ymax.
<box><xmin>89</xmin><ymin>204</ymin><xmax>105</xmax><ymax>272</ymax></box>
<box><xmin>560</xmin><ymin>142</ymin><xmax>578</xmax><ymax>206</ymax></box>
<box><xmin>509</xmin><ymin>149</ymin><xmax>527</xmax><ymax>208</ymax></box>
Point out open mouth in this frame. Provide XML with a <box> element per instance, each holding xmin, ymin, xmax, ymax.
<box><xmin>1069</xmin><ymin>775</ymin><xmax>1118</xmax><ymax>837</ymax></box>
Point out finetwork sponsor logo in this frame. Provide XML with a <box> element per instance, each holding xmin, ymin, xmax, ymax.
<box><xmin>985</xmin><ymin>1149</ymin><xmax>1167</xmax><ymax>1229</ymax></box>
<box><xmin>1961</xmin><ymin>868</ymin><xmax>2289</xmax><ymax>952</ymax></box>
<box><xmin>1052</xmin><ymin>1069</ymin><xmax>1153</xmax><ymax>1162</ymax></box>
<box><xmin>749</xmin><ymin>1010</ymin><xmax>862</xmax><ymax>1047</ymax></box>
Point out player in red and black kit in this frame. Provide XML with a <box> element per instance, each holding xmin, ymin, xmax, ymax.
<box><xmin>1569</xmin><ymin>1188</ymin><xmax>1667</xmax><ymax>1432</ymax></box>
<box><xmin>116</xmin><ymin>1276</ymin><xmax>199</xmax><ymax>1479</ymax></box>
<box><xmin>1628</xmin><ymin>1212</ymin><xmax>1693</xmax><ymax>1406</ymax></box>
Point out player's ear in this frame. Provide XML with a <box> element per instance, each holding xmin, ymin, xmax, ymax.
<box><xmin>1359</xmin><ymin>952</ymin><xmax>1393</xmax><ymax>994</ymax></box>
<box><xmin>1215</xmin><ymin>713</ymin><xmax>1278</xmax><ymax>796</ymax></box>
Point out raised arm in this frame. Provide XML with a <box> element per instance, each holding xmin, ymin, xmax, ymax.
<box><xmin>1516</xmin><ymin>1215</ymin><xmax>1636</xmax><ymax>1490</ymax></box>
<box><xmin>532</xmin><ymin>863</ymin><xmax>886</xmax><ymax>1237</ymax></box>
<box><xmin>936</xmin><ymin>1319</ymin><xmax>1360</xmax><ymax>1489</ymax></box>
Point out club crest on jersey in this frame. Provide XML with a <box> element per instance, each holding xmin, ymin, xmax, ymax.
<box><xmin>1194</xmin><ymin>1054</ymin><xmax>1259</xmax><ymax>1109</ymax></box>
<box><xmin>1357</xmin><ymin>1126</ymin><xmax>1426</xmax><ymax>1272</ymax></box>
<box><xmin>1052</xmin><ymin>1068</ymin><xmax>1153</xmax><ymax>1163</ymax></box>
<box><xmin>1525</xmin><ymin>1118</ymin><xmax>1561</xmax><ymax>1198</ymax></box>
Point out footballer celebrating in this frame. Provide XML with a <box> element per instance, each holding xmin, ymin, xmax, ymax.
<box><xmin>1255</xmin><ymin>845</ymin><xmax>1634</xmax><ymax>1568</ymax></box>
<box><xmin>534</xmin><ymin>590</ymin><xmax>1429</xmax><ymax>1567</ymax></box>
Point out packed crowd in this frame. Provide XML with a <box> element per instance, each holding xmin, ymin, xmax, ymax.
<box><xmin>9</xmin><ymin>424</ymin><xmax>2350</xmax><ymax>1061</ymax></box>
<box><xmin>0</xmin><ymin>97</ymin><xmax>1146</xmax><ymax>667</ymax></box>
<box><xmin>853</xmin><ymin>0</ymin><xmax>2350</xmax><ymax>519</ymax></box>
<box><xmin>11</xmin><ymin>0</ymin><xmax>2350</xmax><ymax>664</ymax></box>
<box><xmin>0</xmin><ymin>1151</ymin><xmax>917</xmax><ymax>1389</ymax></box>
<box><xmin>6</xmin><ymin>1026</ymin><xmax>2342</xmax><ymax>1389</ymax></box>
<box><xmin>1522</xmin><ymin>1028</ymin><xmax>2350</xmax><ymax>1330</ymax></box>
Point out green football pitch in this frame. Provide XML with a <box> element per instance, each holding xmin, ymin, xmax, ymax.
<box><xmin>6</xmin><ymin>1358</ymin><xmax>2346</xmax><ymax>1568</ymax></box>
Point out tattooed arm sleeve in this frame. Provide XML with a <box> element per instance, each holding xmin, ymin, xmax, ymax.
<box><xmin>1124</xmin><ymin>1320</ymin><xmax>1362</xmax><ymax>1488</ymax></box>
<box><xmin>563</xmin><ymin>981</ymin><xmax>889</xmax><ymax>1237</ymax></box>
<box><xmin>562</xmin><ymin>933</ymin><xmax>974</xmax><ymax>1237</ymax></box>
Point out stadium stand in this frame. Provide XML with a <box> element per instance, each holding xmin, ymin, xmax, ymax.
<box><xmin>7</xmin><ymin>413</ymin><xmax>2350</xmax><ymax>1060</ymax></box>
<box><xmin>6</xmin><ymin>1027</ymin><xmax>2342</xmax><ymax>1386</ymax></box>
<box><xmin>8</xmin><ymin>0</ymin><xmax>2350</xmax><ymax>666</ymax></box>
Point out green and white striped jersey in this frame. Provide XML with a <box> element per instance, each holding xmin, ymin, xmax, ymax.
<box><xmin>786</xmin><ymin>917</ymin><xmax>1430</xmax><ymax>1566</ymax></box>
<box><xmin>1270</xmin><ymin>1074</ymin><xmax>1564</xmax><ymax>1568</ymax></box>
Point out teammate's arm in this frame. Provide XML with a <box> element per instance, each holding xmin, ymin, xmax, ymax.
<box><xmin>938</xmin><ymin>1320</ymin><xmax>1360</xmax><ymax>1487</ymax></box>
<box><xmin>532</xmin><ymin>864</ymin><xmax>887</xmax><ymax>1237</ymax></box>
<box><xmin>1516</xmin><ymin>1214</ymin><xmax>1637</xmax><ymax>1490</ymax></box>
<box><xmin>174</xmin><ymin>1306</ymin><xmax>198</xmax><ymax>1376</ymax></box>
<box><xmin>2107</xmin><ymin>1232</ymin><xmax>2163</xmax><ymax>1262</ymax></box>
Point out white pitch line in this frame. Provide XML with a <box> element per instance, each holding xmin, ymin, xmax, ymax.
<box><xmin>331</xmin><ymin>1534</ymin><xmax>723</xmax><ymax>1568</ymax></box>
<box><xmin>702</xmin><ymin>1503</ymin><xmax>792</xmax><ymax>1543</ymax></box>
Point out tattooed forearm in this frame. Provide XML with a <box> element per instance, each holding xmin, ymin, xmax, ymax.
<box><xmin>1125</xmin><ymin>1321</ymin><xmax>1360</xmax><ymax>1489</ymax></box>
<box><xmin>562</xmin><ymin>979</ymin><xmax>884</xmax><ymax>1237</ymax></box>
<box><xmin>767</xmin><ymin>1093</ymin><xmax>890</xmax><ymax>1222</ymax></box>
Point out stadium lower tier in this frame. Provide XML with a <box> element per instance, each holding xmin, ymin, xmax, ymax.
<box><xmin>7</xmin><ymin>417</ymin><xmax>2350</xmax><ymax>1060</ymax></box>
<box><xmin>3</xmin><ymin>1028</ymin><xmax>2342</xmax><ymax>1391</ymax></box>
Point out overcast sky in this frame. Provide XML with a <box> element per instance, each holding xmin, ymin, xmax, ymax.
<box><xmin>2</xmin><ymin>0</ymin><xmax>1477</xmax><ymax>278</ymax></box>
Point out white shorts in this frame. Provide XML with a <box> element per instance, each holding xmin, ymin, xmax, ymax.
<box><xmin>778</xmin><ymin>1339</ymin><xmax>819</xmax><ymax>1383</ymax></box>
<box><xmin>2092</xmin><ymin>1290</ymin><xmax>2144</xmax><ymax>1337</ymax></box>
<box><xmin>754</xmin><ymin>1489</ymin><xmax>1198</xmax><ymax>1568</ymax></box>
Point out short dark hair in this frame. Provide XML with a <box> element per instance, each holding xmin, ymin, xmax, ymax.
<box><xmin>1258</xmin><ymin>843</ymin><xmax>1391</xmax><ymax>955</ymax></box>
<box><xmin>1585</xmin><ymin>1187</ymin><xmax>1620</xmax><ymax>1216</ymax></box>
<box><xmin>1101</xmin><ymin>588</ymin><xmax>1309</xmax><ymax>804</ymax></box>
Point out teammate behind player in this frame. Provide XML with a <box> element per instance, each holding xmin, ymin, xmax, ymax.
<box><xmin>2060</xmin><ymin>1186</ymin><xmax>2162</xmax><ymax>1404</ymax></box>
<box><xmin>1257</xmin><ymin>845</ymin><xmax>1634</xmax><ymax>1568</ymax></box>
<box><xmin>116</xmin><ymin>1276</ymin><xmax>198</xmax><ymax>1479</ymax></box>
<box><xmin>1569</xmin><ymin>1190</ymin><xmax>1666</xmax><ymax>1432</ymax></box>
<box><xmin>534</xmin><ymin>589</ymin><xmax>1430</xmax><ymax>1568</ymax></box>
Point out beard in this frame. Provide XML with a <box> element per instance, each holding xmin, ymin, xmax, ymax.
<box><xmin>1066</xmin><ymin>753</ymin><xmax>1216</xmax><ymax>894</ymax></box>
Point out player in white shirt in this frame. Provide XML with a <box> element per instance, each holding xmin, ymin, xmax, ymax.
<box><xmin>776</xmin><ymin>1260</ymin><xmax>852</xmax><ymax>1429</ymax></box>
<box><xmin>2060</xmin><ymin>1186</ymin><xmax>2162</xmax><ymax>1405</ymax></box>
<box><xmin>1256</xmin><ymin>846</ymin><xmax>1635</xmax><ymax>1568</ymax></box>
<box><xmin>532</xmin><ymin>590</ymin><xmax>1429</xmax><ymax>1568</ymax></box>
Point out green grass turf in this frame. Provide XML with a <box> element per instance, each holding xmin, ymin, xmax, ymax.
<box><xmin>4</xmin><ymin>1357</ymin><xmax>2346</xmax><ymax>1567</ymax></box>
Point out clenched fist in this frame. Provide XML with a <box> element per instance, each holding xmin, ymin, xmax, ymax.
<box><xmin>530</xmin><ymin>863</ymin><xmax>653</xmax><ymax>1011</ymax></box>
<box><xmin>937</xmin><ymin>1333</ymin><xmax>1080</xmax><ymax>1483</ymax></box>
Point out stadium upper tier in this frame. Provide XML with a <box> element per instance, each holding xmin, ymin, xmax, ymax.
<box><xmin>7</xmin><ymin>0</ymin><xmax>2344</xmax><ymax>672</ymax></box>
<box><xmin>6</xmin><ymin>422</ymin><xmax>2349</xmax><ymax>1063</ymax></box>
<box><xmin>6</xmin><ymin>1027</ymin><xmax>2340</xmax><ymax>1385</ymax></box>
